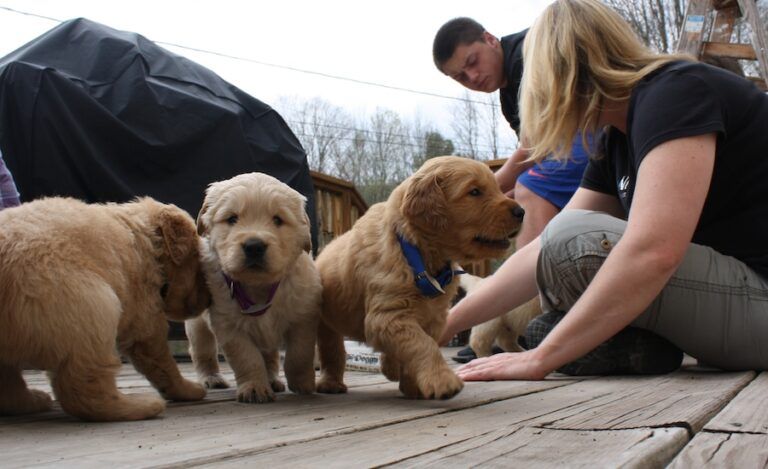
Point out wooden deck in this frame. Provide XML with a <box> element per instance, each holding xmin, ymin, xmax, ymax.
<box><xmin>3</xmin><ymin>349</ymin><xmax>768</xmax><ymax>468</ymax></box>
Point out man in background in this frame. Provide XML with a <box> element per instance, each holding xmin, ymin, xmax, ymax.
<box><xmin>433</xmin><ymin>17</ymin><xmax>591</xmax><ymax>249</ymax></box>
<box><xmin>433</xmin><ymin>18</ymin><xmax>591</xmax><ymax>360</ymax></box>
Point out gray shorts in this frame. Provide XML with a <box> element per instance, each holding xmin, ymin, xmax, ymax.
<box><xmin>537</xmin><ymin>209</ymin><xmax>768</xmax><ymax>370</ymax></box>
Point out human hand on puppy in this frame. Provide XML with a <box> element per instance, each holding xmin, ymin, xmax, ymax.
<box><xmin>455</xmin><ymin>348</ymin><xmax>551</xmax><ymax>381</ymax></box>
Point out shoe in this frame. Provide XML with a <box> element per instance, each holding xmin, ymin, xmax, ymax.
<box><xmin>452</xmin><ymin>346</ymin><xmax>477</xmax><ymax>363</ymax></box>
<box><xmin>525</xmin><ymin>311</ymin><xmax>683</xmax><ymax>376</ymax></box>
<box><xmin>451</xmin><ymin>345</ymin><xmax>507</xmax><ymax>364</ymax></box>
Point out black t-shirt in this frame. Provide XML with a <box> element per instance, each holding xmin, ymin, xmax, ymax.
<box><xmin>581</xmin><ymin>61</ymin><xmax>768</xmax><ymax>277</ymax></box>
<box><xmin>499</xmin><ymin>29</ymin><xmax>528</xmax><ymax>135</ymax></box>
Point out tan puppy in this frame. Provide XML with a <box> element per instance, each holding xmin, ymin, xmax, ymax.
<box><xmin>462</xmin><ymin>274</ymin><xmax>542</xmax><ymax>356</ymax></box>
<box><xmin>186</xmin><ymin>172</ymin><xmax>322</xmax><ymax>403</ymax></box>
<box><xmin>0</xmin><ymin>197</ymin><xmax>210</xmax><ymax>421</ymax></box>
<box><xmin>316</xmin><ymin>156</ymin><xmax>524</xmax><ymax>399</ymax></box>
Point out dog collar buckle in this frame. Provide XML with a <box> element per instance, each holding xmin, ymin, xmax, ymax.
<box><xmin>397</xmin><ymin>234</ymin><xmax>464</xmax><ymax>298</ymax></box>
<box><xmin>222</xmin><ymin>273</ymin><xmax>279</xmax><ymax>316</ymax></box>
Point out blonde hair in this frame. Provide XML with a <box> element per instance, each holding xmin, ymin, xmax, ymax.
<box><xmin>519</xmin><ymin>0</ymin><xmax>694</xmax><ymax>161</ymax></box>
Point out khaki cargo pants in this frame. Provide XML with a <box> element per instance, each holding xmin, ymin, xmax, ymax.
<box><xmin>537</xmin><ymin>209</ymin><xmax>768</xmax><ymax>371</ymax></box>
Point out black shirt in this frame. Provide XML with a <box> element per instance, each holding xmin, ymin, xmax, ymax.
<box><xmin>581</xmin><ymin>61</ymin><xmax>768</xmax><ymax>277</ymax></box>
<box><xmin>499</xmin><ymin>29</ymin><xmax>528</xmax><ymax>135</ymax></box>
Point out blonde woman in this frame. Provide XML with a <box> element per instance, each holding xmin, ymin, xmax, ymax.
<box><xmin>440</xmin><ymin>0</ymin><xmax>768</xmax><ymax>380</ymax></box>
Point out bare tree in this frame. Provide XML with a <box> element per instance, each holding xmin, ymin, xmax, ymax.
<box><xmin>603</xmin><ymin>0</ymin><xmax>686</xmax><ymax>53</ymax></box>
<box><xmin>334</xmin><ymin>129</ymin><xmax>360</xmax><ymax>182</ymax></box>
<box><xmin>359</xmin><ymin>108</ymin><xmax>411</xmax><ymax>204</ymax></box>
<box><xmin>451</xmin><ymin>90</ymin><xmax>481</xmax><ymax>159</ymax></box>
<box><xmin>408</xmin><ymin>114</ymin><xmax>454</xmax><ymax>170</ymax></box>
<box><xmin>275</xmin><ymin>96</ymin><xmax>352</xmax><ymax>174</ymax></box>
<box><xmin>481</xmin><ymin>92</ymin><xmax>501</xmax><ymax>159</ymax></box>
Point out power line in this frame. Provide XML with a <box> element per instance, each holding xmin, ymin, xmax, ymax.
<box><xmin>286</xmin><ymin>119</ymin><xmax>515</xmax><ymax>153</ymax></box>
<box><xmin>0</xmin><ymin>5</ymin><xmax>499</xmax><ymax>107</ymax></box>
<box><xmin>292</xmin><ymin>131</ymin><xmax>514</xmax><ymax>158</ymax></box>
<box><xmin>0</xmin><ymin>4</ymin><xmax>59</xmax><ymax>22</ymax></box>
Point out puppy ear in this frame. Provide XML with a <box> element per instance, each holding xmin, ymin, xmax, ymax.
<box><xmin>300</xmin><ymin>201</ymin><xmax>312</xmax><ymax>253</ymax></box>
<box><xmin>159</xmin><ymin>209</ymin><xmax>198</xmax><ymax>265</ymax></box>
<box><xmin>196</xmin><ymin>200</ymin><xmax>210</xmax><ymax>236</ymax></box>
<box><xmin>401</xmin><ymin>171</ymin><xmax>449</xmax><ymax>231</ymax></box>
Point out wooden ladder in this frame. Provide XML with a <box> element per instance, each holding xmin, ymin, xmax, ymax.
<box><xmin>677</xmin><ymin>0</ymin><xmax>768</xmax><ymax>90</ymax></box>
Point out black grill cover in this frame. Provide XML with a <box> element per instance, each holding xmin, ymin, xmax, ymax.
<box><xmin>0</xmin><ymin>17</ymin><xmax>316</xmax><ymax>246</ymax></box>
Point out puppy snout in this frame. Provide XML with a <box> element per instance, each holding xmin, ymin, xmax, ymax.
<box><xmin>242</xmin><ymin>238</ymin><xmax>268</xmax><ymax>266</ymax></box>
<box><xmin>511</xmin><ymin>206</ymin><xmax>525</xmax><ymax>220</ymax></box>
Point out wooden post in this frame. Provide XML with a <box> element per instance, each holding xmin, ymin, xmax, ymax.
<box><xmin>677</xmin><ymin>0</ymin><xmax>713</xmax><ymax>57</ymax></box>
<box><xmin>737</xmin><ymin>0</ymin><xmax>768</xmax><ymax>87</ymax></box>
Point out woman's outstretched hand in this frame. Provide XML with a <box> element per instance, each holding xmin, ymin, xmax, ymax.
<box><xmin>455</xmin><ymin>349</ymin><xmax>550</xmax><ymax>381</ymax></box>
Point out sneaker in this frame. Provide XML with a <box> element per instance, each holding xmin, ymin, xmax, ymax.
<box><xmin>451</xmin><ymin>345</ymin><xmax>507</xmax><ymax>363</ymax></box>
<box><xmin>452</xmin><ymin>346</ymin><xmax>476</xmax><ymax>363</ymax></box>
<box><xmin>525</xmin><ymin>311</ymin><xmax>683</xmax><ymax>375</ymax></box>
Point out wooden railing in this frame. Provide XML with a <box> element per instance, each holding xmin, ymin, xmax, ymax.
<box><xmin>312</xmin><ymin>170</ymin><xmax>368</xmax><ymax>253</ymax></box>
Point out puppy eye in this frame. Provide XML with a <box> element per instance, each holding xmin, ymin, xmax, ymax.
<box><xmin>468</xmin><ymin>188</ymin><xmax>482</xmax><ymax>196</ymax></box>
<box><xmin>273</xmin><ymin>216</ymin><xmax>283</xmax><ymax>226</ymax></box>
<box><xmin>226</xmin><ymin>215</ymin><xmax>238</xmax><ymax>225</ymax></box>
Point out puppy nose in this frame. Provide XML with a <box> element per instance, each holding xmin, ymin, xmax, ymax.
<box><xmin>511</xmin><ymin>206</ymin><xmax>525</xmax><ymax>220</ymax></box>
<box><xmin>242</xmin><ymin>239</ymin><xmax>267</xmax><ymax>262</ymax></box>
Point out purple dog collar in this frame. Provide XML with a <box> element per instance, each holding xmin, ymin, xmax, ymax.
<box><xmin>221</xmin><ymin>273</ymin><xmax>279</xmax><ymax>316</ymax></box>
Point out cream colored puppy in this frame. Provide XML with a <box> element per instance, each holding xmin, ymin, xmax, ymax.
<box><xmin>0</xmin><ymin>197</ymin><xmax>210</xmax><ymax>421</ymax></box>
<box><xmin>462</xmin><ymin>274</ymin><xmax>542</xmax><ymax>356</ymax></box>
<box><xmin>186</xmin><ymin>173</ymin><xmax>321</xmax><ymax>403</ymax></box>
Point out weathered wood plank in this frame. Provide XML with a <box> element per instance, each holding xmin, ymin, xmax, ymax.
<box><xmin>199</xmin><ymin>375</ymin><xmax>694</xmax><ymax>468</ymax></box>
<box><xmin>537</xmin><ymin>370</ymin><xmax>754</xmax><ymax>432</ymax></box>
<box><xmin>669</xmin><ymin>432</ymin><xmax>768</xmax><ymax>468</ymax></box>
<box><xmin>390</xmin><ymin>427</ymin><xmax>688</xmax><ymax>469</ymax></box>
<box><xmin>0</xmin><ymin>378</ymin><xmax>575</xmax><ymax>468</ymax></box>
<box><xmin>702</xmin><ymin>371</ymin><xmax>768</xmax><ymax>433</ymax></box>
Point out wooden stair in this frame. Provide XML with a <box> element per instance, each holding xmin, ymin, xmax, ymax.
<box><xmin>677</xmin><ymin>0</ymin><xmax>768</xmax><ymax>90</ymax></box>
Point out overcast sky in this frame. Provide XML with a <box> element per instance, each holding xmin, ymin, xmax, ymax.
<box><xmin>0</xmin><ymin>0</ymin><xmax>553</xmax><ymax>150</ymax></box>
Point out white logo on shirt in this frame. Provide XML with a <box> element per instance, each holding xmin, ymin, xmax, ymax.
<box><xmin>619</xmin><ymin>176</ymin><xmax>630</xmax><ymax>192</ymax></box>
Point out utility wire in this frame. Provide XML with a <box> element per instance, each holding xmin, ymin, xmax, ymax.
<box><xmin>0</xmin><ymin>5</ymin><xmax>498</xmax><ymax>107</ymax></box>
<box><xmin>292</xmin><ymin>131</ymin><xmax>513</xmax><ymax>158</ymax></box>
<box><xmin>0</xmin><ymin>5</ymin><xmax>514</xmax><ymax>155</ymax></box>
<box><xmin>286</xmin><ymin>119</ymin><xmax>515</xmax><ymax>154</ymax></box>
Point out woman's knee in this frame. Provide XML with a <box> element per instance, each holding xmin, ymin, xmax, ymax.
<box><xmin>540</xmin><ymin>210</ymin><xmax>624</xmax><ymax>260</ymax></box>
<box><xmin>537</xmin><ymin>210</ymin><xmax>627</xmax><ymax>310</ymax></box>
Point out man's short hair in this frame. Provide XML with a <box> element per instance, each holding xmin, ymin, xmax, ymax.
<box><xmin>432</xmin><ymin>17</ymin><xmax>486</xmax><ymax>71</ymax></box>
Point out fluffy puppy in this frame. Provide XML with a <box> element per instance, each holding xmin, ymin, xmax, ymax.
<box><xmin>316</xmin><ymin>156</ymin><xmax>524</xmax><ymax>399</ymax></box>
<box><xmin>186</xmin><ymin>173</ymin><xmax>321</xmax><ymax>403</ymax></box>
<box><xmin>462</xmin><ymin>274</ymin><xmax>542</xmax><ymax>356</ymax></box>
<box><xmin>0</xmin><ymin>197</ymin><xmax>210</xmax><ymax>422</ymax></box>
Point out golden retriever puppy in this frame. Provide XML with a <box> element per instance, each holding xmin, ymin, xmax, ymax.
<box><xmin>462</xmin><ymin>274</ymin><xmax>542</xmax><ymax>357</ymax></box>
<box><xmin>186</xmin><ymin>172</ymin><xmax>321</xmax><ymax>403</ymax></box>
<box><xmin>316</xmin><ymin>156</ymin><xmax>524</xmax><ymax>399</ymax></box>
<box><xmin>0</xmin><ymin>197</ymin><xmax>210</xmax><ymax>422</ymax></box>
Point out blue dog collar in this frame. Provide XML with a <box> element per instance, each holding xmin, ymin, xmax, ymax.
<box><xmin>397</xmin><ymin>233</ymin><xmax>464</xmax><ymax>298</ymax></box>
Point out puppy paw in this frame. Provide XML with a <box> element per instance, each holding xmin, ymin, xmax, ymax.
<box><xmin>398</xmin><ymin>376</ymin><xmax>420</xmax><ymax>399</ymax></box>
<box><xmin>380</xmin><ymin>353</ymin><xmax>401</xmax><ymax>382</ymax></box>
<box><xmin>270</xmin><ymin>379</ymin><xmax>286</xmax><ymax>393</ymax></box>
<box><xmin>236</xmin><ymin>381</ymin><xmax>275</xmax><ymax>403</ymax></box>
<box><xmin>316</xmin><ymin>378</ymin><xmax>347</xmax><ymax>394</ymax></box>
<box><xmin>288</xmin><ymin>379</ymin><xmax>315</xmax><ymax>395</ymax></box>
<box><xmin>163</xmin><ymin>380</ymin><xmax>207</xmax><ymax>401</ymax></box>
<box><xmin>121</xmin><ymin>394</ymin><xmax>167</xmax><ymax>421</ymax></box>
<box><xmin>415</xmin><ymin>367</ymin><xmax>463</xmax><ymax>400</ymax></box>
<box><xmin>201</xmin><ymin>373</ymin><xmax>230</xmax><ymax>389</ymax></box>
<box><xmin>0</xmin><ymin>389</ymin><xmax>53</xmax><ymax>415</ymax></box>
